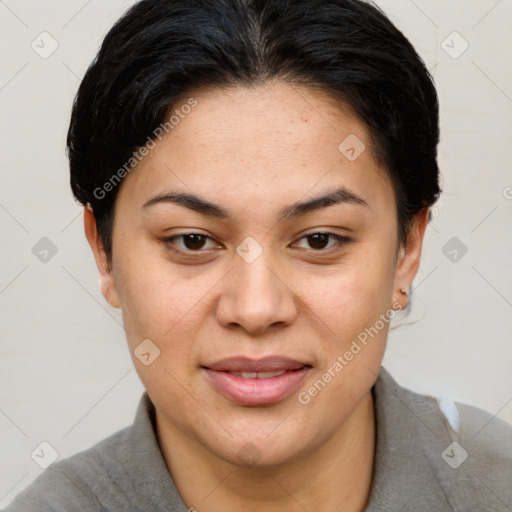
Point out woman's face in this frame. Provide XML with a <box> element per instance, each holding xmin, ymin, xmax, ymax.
<box><xmin>88</xmin><ymin>81</ymin><xmax>425</xmax><ymax>467</ymax></box>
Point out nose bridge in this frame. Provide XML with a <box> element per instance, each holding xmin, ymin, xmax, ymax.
<box><xmin>216</xmin><ymin>243</ymin><xmax>297</xmax><ymax>334</ymax></box>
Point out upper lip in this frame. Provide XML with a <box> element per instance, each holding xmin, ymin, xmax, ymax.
<box><xmin>203</xmin><ymin>356</ymin><xmax>309</xmax><ymax>372</ymax></box>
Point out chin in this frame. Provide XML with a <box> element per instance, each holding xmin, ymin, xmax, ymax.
<box><xmin>202</xmin><ymin>424</ymin><xmax>317</xmax><ymax>469</ymax></box>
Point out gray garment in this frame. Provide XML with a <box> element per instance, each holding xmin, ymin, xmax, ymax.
<box><xmin>4</xmin><ymin>366</ymin><xmax>512</xmax><ymax>511</ymax></box>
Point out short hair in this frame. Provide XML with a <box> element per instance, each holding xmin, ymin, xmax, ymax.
<box><xmin>67</xmin><ymin>0</ymin><xmax>441</xmax><ymax>261</ymax></box>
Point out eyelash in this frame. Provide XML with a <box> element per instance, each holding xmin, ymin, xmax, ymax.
<box><xmin>163</xmin><ymin>232</ymin><xmax>351</xmax><ymax>255</ymax></box>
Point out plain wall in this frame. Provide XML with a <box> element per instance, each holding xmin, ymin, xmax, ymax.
<box><xmin>1</xmin><ymin>0</ymin><xmax>511</xmax><ymax>506</ymax></box>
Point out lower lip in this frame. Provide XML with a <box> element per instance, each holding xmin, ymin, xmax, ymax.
<box><xmin>203</xmin><ymin>368</ymin><xmax>311</xmax><ymax>406</ymax></box>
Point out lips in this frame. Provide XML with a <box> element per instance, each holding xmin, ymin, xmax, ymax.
<box><xmin>205</xmin><ymin>356</ymin><xmax>306</xmax><ymax>373</ymax></box>
<box><xmin>228</xmin><ymin>370</ymin><xmax>287</xmax><ymax>379</ymax></box>
<box><xmin>202</xmin><ymin>356</ymin><xmax>312</xmax><ymax>406</ymax></box>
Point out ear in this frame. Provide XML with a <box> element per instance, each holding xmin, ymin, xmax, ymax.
<box><xmin>83</xmin><ymin>205</ymin><xmax>121</xmax><ymax>309</ymax></box>
<box><xmin>393</xmin><ymin>208</ymin><xmax>430</xmax><ymax>308</ymax></box>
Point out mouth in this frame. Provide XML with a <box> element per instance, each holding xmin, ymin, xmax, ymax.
<box><xmin>201</xmin><ymin>356</ymin><xmax>312</xmax><ymax>406</ymax></box>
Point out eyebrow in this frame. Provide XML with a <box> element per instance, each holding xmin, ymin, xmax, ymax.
<box><xmin>142</xmin><ymin>186</ymin><xmax>369</xmax><ymax>221</ymax></box>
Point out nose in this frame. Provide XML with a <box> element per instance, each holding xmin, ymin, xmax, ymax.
<box><xmin>215</xmin><ymin>250</ymin><xmax>299</xmax><ymax>335</ymax></box>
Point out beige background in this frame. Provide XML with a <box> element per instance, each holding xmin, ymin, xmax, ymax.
<box><xmin>1</xmin><ymin>0</ymin><xmax>511</xmax><ymax>506</ymax></box>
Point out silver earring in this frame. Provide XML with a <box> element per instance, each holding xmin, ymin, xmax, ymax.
<box><xmin>399</xmin><ymin>288</ymin><xmax>408</xmax><ymax>295</ymax></box>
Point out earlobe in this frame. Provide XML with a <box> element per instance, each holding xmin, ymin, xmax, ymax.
<box><xmin>393</xmin><ymin>208</ymin><xmax>430</xmax><ymax>307</ymax></box>
<box><xmin>83</xmin><ymin>205</ymin><xmax>121</xmax><ymax>309</ymax></box>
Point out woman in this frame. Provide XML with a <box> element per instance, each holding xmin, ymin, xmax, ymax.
<box><xmin>6</xmin><ymin>0</ymin><xmax>511</xmax><ymax>511</ymax></box>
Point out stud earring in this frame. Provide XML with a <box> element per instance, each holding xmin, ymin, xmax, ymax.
<box><xmin>399</xmin><ymin>288</ymin><xmax>408</xmax><ymax>295</ymax></box>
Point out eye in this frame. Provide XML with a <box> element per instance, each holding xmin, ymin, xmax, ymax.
<box><xmin>164</xmin><ymin>233</ymin><xmax>220</xmax><ymax>252</ymax></box>
<box><xmin>293</xmin><ymin>232</ymin><xmax>351</xmax><ymax>251</ymax></box>
<box><xmin>163</xmin><ymin>231</ymin><xmax>350</xmax><ymax>255</ymax></box>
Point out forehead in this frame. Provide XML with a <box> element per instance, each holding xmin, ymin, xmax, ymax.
<box><xmin>115</xmin><ymin>81</ymin><xmax>394</xmax><ymax>216</ymax></box>
<box><xmin>170</xmin><ymin>81</ymin><xmax>369</xmax><ymax>161</ymax></box>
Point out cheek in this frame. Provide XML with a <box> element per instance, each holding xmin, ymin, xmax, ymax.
<box><xmin>296</xmin><ymin>263</ymin><xmax>392</xmax><ymax>421</ymax></box>
<box><xmin>298</xmin><ymin>249</ymin><xmax>396</xmax><ymax>338</ymax></box>
<box><xmin>112</xmin><ymin>256</ymin><xmax>211</xmax><ymax>394</ymax></box>
<box><xmin>112</xmin><ymin>248</ymin><xmax>207</xmax><ymax>349</ymax></box>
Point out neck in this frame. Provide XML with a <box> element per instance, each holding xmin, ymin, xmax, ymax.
<box><xmin>156</xmin><ymin>391</ymin><xmax>376</xmax><ymax>512</ymax></box>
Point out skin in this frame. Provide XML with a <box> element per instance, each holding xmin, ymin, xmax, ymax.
<box><xmin>85</xmin><ymin>80</ymin><xmax>429</xmax><ymax>512</ymax></box>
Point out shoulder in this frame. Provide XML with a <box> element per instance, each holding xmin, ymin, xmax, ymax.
<box><xmin>399</xmin><ymin>375</ymin><xmax>512</xmax><ymax>461</ymax></box>
<box><xmin>4</xmin><ymin>394</ymin><xmax>184</xmax><ymax>512</ymax></box>
<box><xmin>432</xmin><ymin>393</ymin><xmax>512</xmax><ymax>509</ymax></box>
<box><xmin>4</xmin><ymin>425</ymin><xmax>133</xmax><ymax>512</ymax></box>
<box><xmin>454</xmin><ymin>400</ymin><xmax>512</xmax><ymax>475</ymax></box>
<box><xmin>378</xmin><ymin>367</ymin><xmax>512</xmax><ymax>509</ymax></box>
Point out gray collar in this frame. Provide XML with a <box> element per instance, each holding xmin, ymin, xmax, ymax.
<box><xmin>123</xmin><ymin>366</ymin><xmax>510</xmax><ymax>511</ymax></box>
